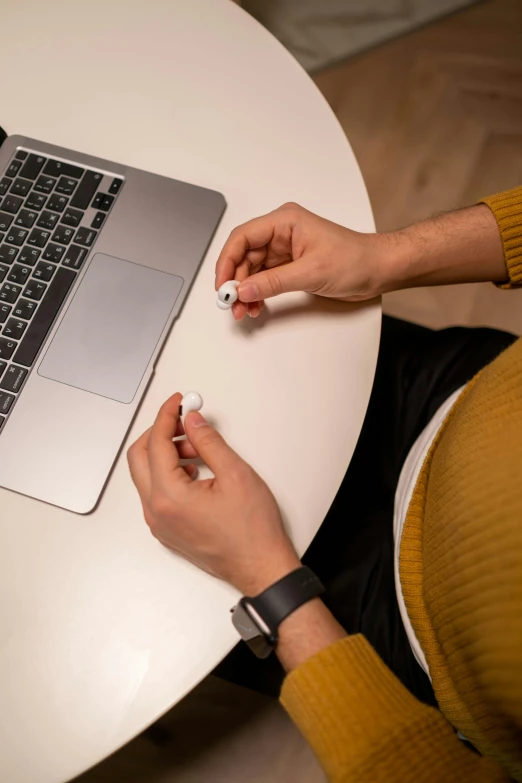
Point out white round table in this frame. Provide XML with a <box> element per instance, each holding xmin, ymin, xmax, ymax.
<box><xmin>0</xmin><ymin>2</ymin><xmax>380</xmax><ymax>781</ymax></box>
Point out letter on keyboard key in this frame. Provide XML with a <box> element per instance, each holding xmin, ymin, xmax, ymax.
<box><xmin>22</xmin><ymin>280</ymin><xmax>47</xmax><ymax>301</ymax></box>
<box><xmin>0</xmin><ymin>283</ymin><xmax>21</xmax><ymax>303</ymax></box>
<box><xmin>0</xmin><ymin>390</ymin><xmax>15</xmax><ymax>413</ymax></box>
<box><xmin>0</xmin><ymin>364</ymin><xmax>28</xmax><ymax>393</ymax></box>
<box><xmin>14</xmin><ymin>267</ymin><xmax>76</xmax><ymax>367</ymax></box>
<box><xmin>0</xmin><ymin>338</ymin><xmax>16</xmax><ymax>361</ymax></box>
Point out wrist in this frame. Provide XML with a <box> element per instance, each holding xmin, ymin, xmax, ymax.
<box><xmin>370</xmin><ymin>229</ymin><xmax>416</xmax><ymax>294</ymax></box>
<box><xmin>233</xmin><ymin>549</ymin><xmax>302</xmax><ymax>596</ymax></box>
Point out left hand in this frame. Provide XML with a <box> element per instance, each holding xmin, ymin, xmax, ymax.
<box><xmin>127</xmin><ymin>393</ymin><xmax>301</xmax><ymax>595</ymax></box>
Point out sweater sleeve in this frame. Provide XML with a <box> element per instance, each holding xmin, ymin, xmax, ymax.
<box><xmin>479</xmin><ymin>186</ymin><xmax>522</xmax><ymax>288</ymax></box>
<box><xmin>280</xmin><ymin>634</ymin><xmax>510</xmax><ymax>783</ymax></box>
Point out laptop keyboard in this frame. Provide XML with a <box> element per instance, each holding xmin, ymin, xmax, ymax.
<box><xmin>0</xmin><ymin>148</ymin><xmax>124</xmax><ymax>432</ymax></box>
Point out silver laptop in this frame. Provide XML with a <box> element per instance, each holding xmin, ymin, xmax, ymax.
<box><xmin>0</xmin><ymin>134</ymin><xmax>225</xmax><ymax>513</ymax></box>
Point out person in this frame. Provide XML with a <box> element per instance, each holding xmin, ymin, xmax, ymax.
<box><xmin>127</xmin><ymin>186</ymin><xmax>522</xmax><ymax>782</ymax></box>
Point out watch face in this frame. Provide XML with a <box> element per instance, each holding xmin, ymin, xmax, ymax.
<box><xmin>232</xmin><ymin>602</ymin><xmax>276</xmax><ymax>659</ymax></box>
<box><xmin>232</xmin><ymin>603</ymin><xmax>261</xmax><ymax>642</ymax></box>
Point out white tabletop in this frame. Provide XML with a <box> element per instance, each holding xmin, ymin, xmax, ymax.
<box><xmin>0</xmin><ymin>2</ymin><xmax>380</xmax><ymax>781</ymax></box>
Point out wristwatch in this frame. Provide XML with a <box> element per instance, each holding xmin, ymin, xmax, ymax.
<box><xmin>231</xmin><ymin>566</ymin><xmax>325</xmax><ymax>658</ymax></box>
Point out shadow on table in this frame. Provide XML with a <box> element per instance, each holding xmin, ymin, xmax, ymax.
<box><xmin>237</xmin><ymin>295</ymin><xmax>376</xmax><ymax>335</ymax></box>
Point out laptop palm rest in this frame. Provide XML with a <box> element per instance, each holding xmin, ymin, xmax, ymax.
<box><xmin>38</xmin><ymin>254</ymin><xmax>183</xmax><ymax>404</ymax></box>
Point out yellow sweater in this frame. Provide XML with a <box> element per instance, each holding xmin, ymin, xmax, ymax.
<box><xmin>281</xmin><ymin>187</ymin><xmax>522</xmax><ymax>782</ymax></box>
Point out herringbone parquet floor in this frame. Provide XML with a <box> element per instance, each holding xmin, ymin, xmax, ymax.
<box><xmin>314</xmin><ymin>0</ymin><xmax>522</xmax><ymax>332</ymax></box>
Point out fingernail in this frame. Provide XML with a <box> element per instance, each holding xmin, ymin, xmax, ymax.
<box><xmin>186</xmin><ymin>411</ymin><xmax>208</xmax><ymax>428</ymax></box>
<box><xmin>239</xmin><ymin>282</ymin><xmax>259</xmax><ymax>302</ymax></box>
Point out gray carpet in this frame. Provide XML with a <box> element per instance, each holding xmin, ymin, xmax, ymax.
<box><xmin>242</xmin><ymin>0</ymin><xmax>481</xmax><ymax>72</ymax></box>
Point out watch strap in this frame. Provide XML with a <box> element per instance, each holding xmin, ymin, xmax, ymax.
<box><xmin>248</xmin><ymin>566</ymin><xmax>325</xmax><ymax>630</ymax></box>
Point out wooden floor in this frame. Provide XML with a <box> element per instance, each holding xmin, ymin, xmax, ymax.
<box><xmin>314</xmin><ymin>0</ymin><xmax>522</xmax><ymax>335</ymax></box>
<box><xmin>314</xmin><ymin>0</ymin><xmax>522</xmax><ymax>232</ymax></box>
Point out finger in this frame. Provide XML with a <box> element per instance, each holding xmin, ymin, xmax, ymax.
<box><xmin>231</xmin><ymin>257</ymin><xmax>251</xmax><ymax>321</ymax></box>
<box><xmin>176</xmin><ymin>439</ymin><xmax>199</xmax><ymax>460</ymax></box>
<box><xmin>247</xmin><ymin>300</ymin><xmax>264</xmax><ymax>318</ymax></box>
<box><xmin>127</xmin><ymin>428</ymin><xmax>152</xmax><ymax>498</ymax></box>
<box><xmin>215</xmin><ymin>213</ymin><xmax>277</xmax><ymax>289</ymax></box>
<box><xmin>183</xmin><ymin>464</ymin><xmax>199</xmax><ymax>479</ymax></box>
<box><xmin>148</xmin><ymin>392</ymin><xmax>191</xmax><ymax>485</ymax></box>
<box><xmin>184</xmin><ymin>411</ymin><xmax>245</xmax><ymax>476</ymax></box>
<box><xmin>238</xmin><ymin>262</ymin><xmax>307</xmax><ymax>303</ymax></box>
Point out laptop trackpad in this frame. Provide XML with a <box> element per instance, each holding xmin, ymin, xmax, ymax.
<box><xmin>38</xmin><ymin>254</ymin><xmax>184</xmax><ymax>403</ymax></box>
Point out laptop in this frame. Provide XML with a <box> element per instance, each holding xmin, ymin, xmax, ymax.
<box><xmin>0</xmin><ymin>133</ymin><xmax>226</xmax><ymax>513</ymax></box>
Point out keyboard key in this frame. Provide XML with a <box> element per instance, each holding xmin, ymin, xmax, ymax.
<box><xmin>15</xmin><ymin>150</ymin><xmax>28</xmax><ymax>161</ymax></box>
<box><xmin>8</xmin><ymin>265</ymin><xmax>31</xmax><ymax>285</ymax></box>
<box><xmin>13</xmin><ymin>299</ymin><xmax>37</xmax><ymax>320</ymax></box>
<box><xmin>74</xmin><ymin>226</ymin><xmax>97</xmax><ymax>247</ymax></box>
<box><xmin>91</xmin><ymin>192</ymin><xmax>104</xmax><ymax>209</ymax></box>
<box><xmin>10</xmin><ymin>178</ymin><xmax>32</xmax><ymax>197</ymax></box>
<box><xmin>0</xmin><ymin>266</ymin><xmax>8</xmax><ymax>284</ymax></box>
<box><xmin>36</xmin><ymin>211</ymin><xmax>60</xmax><ymax>231</ymax></box>
<box><xmin>47</xmin><ymin>193</ymin><xmax>68</xmax><ymax>213</ymax></box>
<box><xmin>70</xmin><ymin>170</ymin><xmax>103</xmax><ymax>209</ymax></box>
<box><xmin>62</xmin><ymin>244</ymin><xmax>87</xmax><ymax>270</ymax></box>
<box><xmin>19</xmin><ymin>154</ymin><xmax>46</xmax><ymax>180</ymax></box>
<box><xmin>25</xmin><ymin>191</ymin><xmax>47</xmax><ymax>211</ymax></box>
<box><xmin>0</xmin><ymin>283</ymin><xmax>21</xmax><ymax>303</ymax></box>
<box><xmin>1</xmin><ymin>195</ymin><xmax>23</xmax><ymax>214</ymax></box>
<box><xmin>15</xmin><ymin>209</ymin><xmax>38</xmax><ymax>229</ymax></box>
<box><xmin>43</xmin><ymin>160</ymin><xmax>83</xmax><ymax>179</ymax></box>
<box><xmin>61</xmin><ymin>207</ymin><xmax>83</xmax><ymax>228</ymax></box>
<box><xmin>0</xmin><ymin>304</ymin><xmax>11</xmax><ymax>323</ymax></box>
<box><xmin>3</xmin><ymin>317</ymin><xmax>27</xmax><ymax>340</ymax></box>
<box><xmin>0</xmin><ymin>364</ymin><xmax>27</xmax><ymax>393</ymax></box>
<box><xmin>27</xmin><ymin>228</ymin><xmax>51</xmax><ymax>248</ymax></box>
<box><xmin>34</xmin><ymin>175</ymin><xmax>56</xmax><ymax>194</ymax></box>
<box><xmin>0</xmin><ymin>212</ymin><xmax>14</xmax><ymax>231</ymax></box>
<box><xmin>0</xmin><ymin>390</ymin><xmax>15</xmax><ymax>413</ymax></box>
<box><xmin>33</xmin><ymin>262</ymin><xmax>56</xmax><ymax>282</ymax></box>
<box><xmin>22</xmin><ymin>280</ymin><xmax>47</xmax><ymax>301</ymax></box>
<box><xmin>100</xmin><ymin>194</ymin><xmax>114</xmax><ymax>211</ymax></box>
<box><xmin>14</xmin><ymin>267</ymin><xmax>76</xmax><ymax>368</ymax></box>
<box><xmin>18</xmin><ymin>248</ymin><xmax>40</xmax><ymax>266</ymax></box>
<box><xmin>51</xmin><ymin>225</ymin><xmax>74</xmax><ymax>245</ymax></box>
<box><xmin>5</xmin><ymin>228</ymin><xmax>28</xmax><ymax>247</ymax></box>
<box><xmin>91</xmin><ymin>211</ymin><xmax>105</xmax><ymax>229</ymax></box>
<box><xmin>56</xmin><ymin>177</ymin><xmax>77</xmax><ymax>196</ymax></box>
<box><xmin>0</xmin><ymin>415</ymin><xmax>5</xmax><ymax>430</ymax></box>
<box><xmin>0</xmin><ymin>245</ymin><xmax>19</xmax><ymax>264</ymax></box>
<box><xmin>0</xmin><ymin>364</ymin><xmax>28</xmax><ymax>393</ymax></box>
<box><xmin>108</xmin><ymin>178</ymin><xmax>123</xmax><ymax>195</ymax></box>
<box><xmin>0</xmin><ymin>389</ymin><xmax>15</xmax><ymax>416</ymax></box>
<box><xmin>6</xmin><ymin>160</ymin><xmax>22</xmax><ymax>178</ymax></box>
<box><xmin>42</xmin><ymin>243</ymin><xmax>66</xmax><ymax>263</ymax></box>
<box><xmin>0</xmin><ymin>178</ymin><xmax>12</xmax><ymax>197</ymax></box>
<box><xmin>0</xmin><ymin>339</ymin><xmax>17</xmax><ymax>361</ymax></box>
<box><xmin>0</xmin><ymin>360</ymin><xmax>5</xmax><ymax>376</ymax></box>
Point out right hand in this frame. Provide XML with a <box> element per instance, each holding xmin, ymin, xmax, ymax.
<box><xmin>215</xmin><ymin>202</ymin><xmax>388</xmax><ymax>320</ymax></box>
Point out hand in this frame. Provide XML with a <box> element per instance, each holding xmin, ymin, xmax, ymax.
<box><xmin>215</xmin><ymin>202</ymin><xmax>388</xmax><ymax>320</ymax></box>
<box><xmin>127</xmin><ymin>393</ymin><xmax>301</xmax><ymax>595</ymax></box>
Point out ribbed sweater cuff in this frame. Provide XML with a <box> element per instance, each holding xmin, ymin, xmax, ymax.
<box><xmin>280</xmin><ymin>634</ymin><xmax>449</xmax><ymax>781</ymax></box>
<box><xmin>479</xmin><ymin>187</ymin><xmax>522</xmax><ymax>288</ymax></box>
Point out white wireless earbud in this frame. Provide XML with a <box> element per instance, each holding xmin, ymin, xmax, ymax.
<box><xmin>217</xmin><ymin>280</ymin><xmax>239</xmax><ymax>310</ymax></box>
<box><xmin>180</xmin><ymin>391</ymin><xmax>203</xmax><ymax>427</ymax></box>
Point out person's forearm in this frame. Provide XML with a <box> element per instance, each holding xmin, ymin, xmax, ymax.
<box><xmin>275</xmin><ymin>598</ymin><xmax>346</xmax><ymax>672</ymax></box>
<box><xmin>379</xmin><ymin>204</ymin><xmax>508</xmax><ymax>292</ymax></box>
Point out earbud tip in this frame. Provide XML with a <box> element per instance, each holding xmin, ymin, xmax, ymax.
<box><xmin>217</xmin><ymin>299</ymin><xmax>231</xmax><ymax>310</ymax></box>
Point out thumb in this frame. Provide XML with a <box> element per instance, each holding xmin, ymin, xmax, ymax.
<box><xmin>184</xmin><ymin>411</ymin><xmax>243</xmax><ymax>475</ymax></box>
<box><xmin>238</xmin><ymin>263</ymin><xmax>307</xmax><ymax>302</ymax></box>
